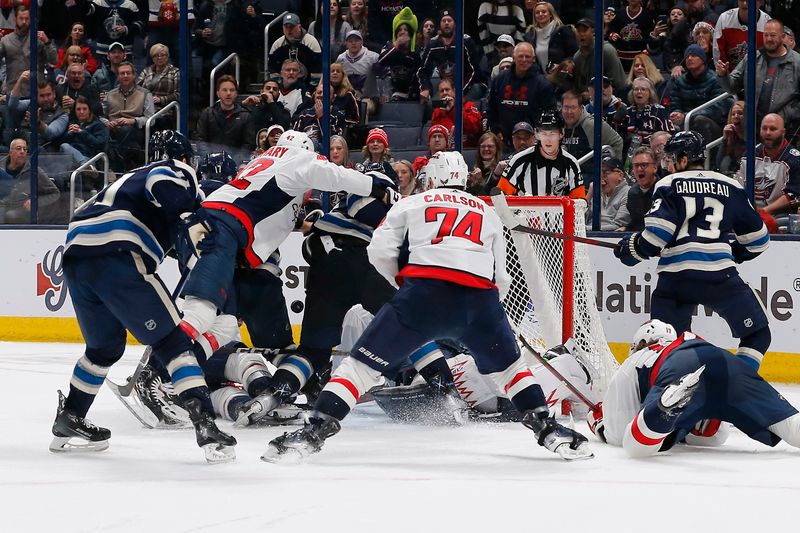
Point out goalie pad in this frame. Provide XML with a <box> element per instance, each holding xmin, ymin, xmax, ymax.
<box><xmin>372</xmin><ymin>382</ymin><xmax>467</xmax><ymax>425</ymax></box>
<box><xmin>685</xmin><ymin>419</ymin><xmax>729</xmax><ymax>447</ymax></box>
<box><xmin>446</xmin><ymin>353</ymin><xmax>502</xmax><ymax>413</ymax></box>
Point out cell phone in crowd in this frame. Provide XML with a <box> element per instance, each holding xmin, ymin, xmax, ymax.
<box><xmin>658</xmin><ymin>15</ymin><xmax>668</xmax><ymax>24</ymax></box>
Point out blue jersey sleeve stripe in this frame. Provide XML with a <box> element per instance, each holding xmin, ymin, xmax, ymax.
<box><xmin>67</xmin><ymin>219</ymin><xmax>164</xmax><ymax>261</ymax></box>
<box><xmin>316</xmin><ymin>214</ymin><xmax>373</xmax><ymax>238</ymax></box>
<box><xmin>658</xmin><ymin>250</ymin><xmax>733</xmax><ymax>265</ymax></box>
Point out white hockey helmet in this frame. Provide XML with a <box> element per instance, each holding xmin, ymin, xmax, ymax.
<box><xmin>276</xmin><ymin>130</ymin><xmax>315</xmax><ymax>152</ymax></box>
<box><xmin>422</xmin><ymin>151</ymin><xmax>469</xmax><ymax>190</ymax></box>
<box><xmin>630</xmin><ymin>319</ymin><xmax>677</xmax><ymax>355</ymax></box>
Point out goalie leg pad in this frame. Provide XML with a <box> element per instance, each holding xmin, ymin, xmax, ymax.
<box><xmin>447</xmin><ymin>353</ymin><xmax>502</xmax><ymax>411</ymax></box>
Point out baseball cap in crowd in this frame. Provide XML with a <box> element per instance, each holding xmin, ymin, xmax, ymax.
<box><xmin>589</xmin><ymin>75</ymin><xmax>612</xmax><ymax>87</ymax></box>
<box><xmin>785</xmin><ymin>27</ymin><xmax>795</xmax><ymax>38</ymax></box>
<box><xmin>575</xmin><ymin>18</ymin><xmax>594</xmax><ymax>29</ymax></box>
<box><xmin>498</xmin><ymin>57</ymin><xmax>514</xmax><ymax>69</ymax></box>
<box><xmin>497</xmin><ymin>34</ymin><xmax>514</xmax><ymax>47</ymax></box>
<box><xmin>605</xmin><ymin>6</ymin><xmax>616</xmax><ymax>14</ymax></box>
<box><xmin>439</xmin><ymin>9</ymin><xmax>454</xmax><ymax>21</ymax></box>
<box><xmin>366</xmin><ymin>127</ymin><xmax>389</xmax><ymax>147</ymax></box>
<box><xmin>346</xmin><ymin>29</ymin><xmax>363</xmax><ymax>41</ymax></box>
<box><xmin>684</xmin><ymin>43</ymin><xmax>707</xmax><ymax>62</ymax></box>
<box><xmin>512</xmin><ymin>121</ymin><xmax>535</xmax><ymax>135</ymax></box>
<box><xmin>601</xmin><ymin>155</ymin><xmax>624</xmax><ymax>171</ymax></box>
<box><xmin>266</xmin><ymin>124</ymin><xmax>284</xmax><ymax>138</ymax></box>
<box><xmin>283</xmin><ymin>13</ymin><xmax>301</xmax><ymax>26</ymax></box>
<box><xmin>428</xmin><ymin>124</ymin><xmax>450</xmax><ymax>142</ymax></box>
<box><xmin>109</xmin><ymin>42</ymin><xmax>125</xmax><ymax>52</ymax></box>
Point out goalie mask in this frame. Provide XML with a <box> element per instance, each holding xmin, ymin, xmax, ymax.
<box><xmin>422</xmin><ymin>151</ymin><xmax>468</xmax><ymax>190</ymax></box>
<box><xmin>276</xmin><ymin>130</ymin><xmax>315</xmax><ymax>152</ymax></box>
<box><xmin>630</xmin><ymin>319</ymin><xmax>677</xmax><ymax>355</ymax></box>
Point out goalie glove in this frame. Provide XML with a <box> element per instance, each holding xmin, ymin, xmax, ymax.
<box><xmin>586</xmin><ymin>403</ymin><xmax>606</xmax><ymax>443</ymax></box>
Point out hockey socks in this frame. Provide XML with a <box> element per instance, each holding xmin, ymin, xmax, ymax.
<box><xmin>488</xmin><ymin>356</ymin><xmax>548</xmax><ymax>414</ymax></box>
<box><xmin>314</xmin><ymin>356</ymin><xmax>383</xmax><ymax>421</ymax></box>
<box><xmin>66</xmin><ymin>355</ymin><xmax>112</xmax><ymax>417</ymax></box>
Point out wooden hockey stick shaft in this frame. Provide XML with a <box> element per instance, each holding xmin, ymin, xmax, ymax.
<box><xmin>490</xmin><ymin>189</ymin><xmax>618</xmax><ymax>249</ymax></box>
<box><xmin>518</xmin><ymin>334</ymin><xmax>601</xmax><ymax>414</ymax></box>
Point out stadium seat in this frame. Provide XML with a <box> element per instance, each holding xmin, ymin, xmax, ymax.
<box><xmin>382</xmin><ymin>126</ymin><xmax>421</xmax><ymax>148</ymax></box>
<box><xmin>367</xmin><ymin>102</ymin><xmax>425</xmax><ymax>127</ymax></box>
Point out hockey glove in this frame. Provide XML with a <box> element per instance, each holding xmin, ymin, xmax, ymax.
<box><xmin>369</xmin><ymin>173</ymin><xmax>401</xmax><ymax>206</ymax></box>
<box><xmin>586</xmin><ymin>403</ymin><xmax>606</xmax><ymax>443</ymax></box>
<box><xmin>176</xmin><ymin>208</ymin><xmax>215</xmax><ymax>268</ymax></box>
<box><xmin>730</xmin><ymin>240</ymin><xmax>757</xmax><ymax>264</ymax></box>
<box><xmin>614</xmin><ymin>233</ymin><xmax>644</xmax><ymax>267</ymax></box>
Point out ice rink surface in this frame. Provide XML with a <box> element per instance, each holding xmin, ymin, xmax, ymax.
<box><xmin>3</xmin><ymin>341</ymin><xmax>799</xmax><ymax>533</ymax></box>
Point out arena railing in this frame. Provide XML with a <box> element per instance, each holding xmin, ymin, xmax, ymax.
<box><xmin>704</xmin><ymin>136</ymin><xmax>724</xmax><ymax>170</ymax></box>
<box><xmin>684</xmin><ymin>93</ymin><xmax>732</xmax><ymax>132</ymax></box>
<box><xmin>209</xmin><ymin>53</ymin><xmax>240</xmax><ymax>108</ymax></box>
<box><xmin>144</xmin><ymin>101</ymin><xmax>181</xmax><ymax>163</ymax></box>
<box><xmin>577</xmin><ymin>145</ymin><xmax>612</xmax><ymax>166</ymax></box>
<box><xmin>69</xmin><ymin>152</ymin><xmax>110</xmax><ymax>214</ymax></box>
<box><xmin>263</xmin><ymin>11</ymin><xmax>289</xmax><ymax>80</ymax></box>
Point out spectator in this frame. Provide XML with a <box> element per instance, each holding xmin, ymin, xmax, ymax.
<box><xmin>603</xmin><ymin>6</ymin><xmax>616</xmax><ymax>39</ymax></box>
<box><xmin>572</xmin><ymin>17</ymin><xmax>626</xmax><ymax>98</ymax></box>
<box><xmin>393</xmin><ymin>159</ymin><xmax>417</xmax><ymax>196</ymax></box>
<box><xmin>329</xmin><ymin>63</ymin><xmax>361</xmax><ymax>128</ymax></box>
<box><xmin>586</xmin><ymin>155</ymin><xmax>631</xmax><ymax>231</ymax></box>
<box><xmin>417</xmin><ymin>17</ymin><xmax>437</xmax><ymax>51</ymax></box>
<box><xmin>412</xmin><ymin>124</ymin><xmax>450</xmax><ymax>175</ymax></box>
<box><xmin>309</xmin><ymin>0</ymin><xmax>352</xmax><ymax>59</ymax></box>
<box><xmin>6</xmin><ymin>72</ymin><xmax>68</xmax><ymax>150</ymax></box>
<box><xmin>194</xmin><ymin>0</ymin><xmax>263</xmax><ymax>80</ymax></box>
<box><xmin>621</xmin><ymin>77</ymin><xmax>676</xmax><ymax>153</ymax></box>
<box><xmin>59</xmin><ymin>62</ymin><xmax>103</xmax><ymax>119</ymax></box>
<box><xmin>56</xmin><ymin>21</ymin><xmax>98</xmax><ymax>75</ymax></box>
<box><xmin>649</xmin><ymin>129</ymin><xmax>672</xmax><ymax>178</ymax></box>
<box><xmin>377</xmin><ymin>7</ymin><xmax>421</xmax><ymax>102</ymax></box>
<box><xmin>0</xmin><ymin>6</ymin><xmax>57</xmax><ymax>98</ymax></box>
<box><xmin>55</xmin><ymin>46</ymin><xmax>91</xmax><ymax>86</ymax></box>
<box><xmin>136</xmin><ymin>44</ymin><xmax>180</xmax><ymax>117</ymax></box>
<box><xmin>585</xmin><ymin>75</ymin><xmax>627</xmax><ymax>131</ymax></box>
<box><xmin>492</xmin><ymin>55</ymin><xmax>514</xmax><ymax>81</ymax></box>
<box><xmin>242</xmin><ymin>78</ymin><xmax>291</xmax><ymax>134</ymax></box>
<box><xmin>736</xmin><ymin>113</ymin><xmax>800</xmax><ymax>215</ymax></box>
<box><xmin>679</xmin><ymin>0</ymin><xmax>719</xmax><ymax>27</ymax></box>
<box><xmin>93</xmin><ymin>41</ymin><xmax>127</xmax><ymax>94</ymax></box>
<box><xmin>546</xmin><ymin>57</ymin><xmax>578</xmax><ymax>97</ymax></box>
<box><xmin>561</xmin><ymin>90</ymin><xmax>625</xmax><ymax>180</ymax></box>
<box><xmin>522</xmin><ymin>2</ymin><xmax>578</xmax><ymax>74</ymax></box>
<box><xmin>60</xmin><ymin>95</ymin><xmax>109</xmax><ymax>167</ymax></box>
<box><xmin>477</xmin><ymin>1</ymin><xmax>526</xmax><ymax>62</ymax></box>
<box><xmin>717</xmin><ymin>100</ymin><xmax>746</xmax><ymax>175</ymax></box>
<box><xmin>329</xmin><ymin>134</ymin><xmax>353</xmax><ymax>168</ymax></box>
<box><xmin>276</xmin><ymin>59</ymin><xmax>311</xmax><ymax>117</ymax></box>
<box><xmin>785</xmin><ymin>26</ymin><xmax>797</xmax><ymax>52</ymax></box>
<box><xmin>647</xmin><ymin>4</ymin><xmax>688</xmax><ymax>71</ymax></box>
<box><xmin>292</xmin><ymin>83</ymin><xmax>346</xmax><ymax>142</ymax></box>
<box><xmin>68</xmin><ymin>0</ymin><xmax>144</xmax><ymax>59</ymax></box>
<box><xmin>616</xmin><ymin>146</ymin><xmax>658</xmax><ymax>231</ymax></box>
<box><xmin>714</xmin><ymin>0</ymin><xmax>770</xmax><ymax>68</ymax></box>
<box><xmin>607</xmin><ymin>0</ymin><xmax>656</xmax><ymax>70</ymax></box>
<box><xmin>467</xmin><ymin>131</ymin><xmax>503</xmax><ymax>195</ymax></box>
<box><xmin>196</xmin><ymin>74</ymin><xmax>253</xmax><ymax>150</ymax></box>
<box><xmin>103</xmin><ymin>62</ymin><xmax>155</xmax><ymax>169</ymax></box>
<box><xmin>487</xmin><ymin>42</ymin><xmax>555</xmax><ymax>149</ymax></box>
<box><xmin>336</xmin><ymin>30</ymin><xmax>380</xmax><ymax>103</ymax></box>
<box><xmin>147</xmin><ymin>0</ymin><xmax>196</xmax><ymax>66</ymax></box>
<box><xmin>669</xmin><ymin>44</ymin><xmax>732</xmax><ymax>144</ymax></box>
<box><xmin>345</xmin><ymin>0</ymin><xmax>372</xmax><ymax>50</ymax></box>
<box><xmin>417</xmin><ymin>9</ymin><xmax>485</xmax><ymax>103</ymax></box>
<box><xmin>268</xmin><ymin>12</ymin><xmax>322</xmax><ymax>78</ymax></box>
<box><xmin>508</xmin><ymin>121</ymin><xmax>537</xmax><ymax>155</ymax></box>
<box><xmin>719</xmin><ymin>19</ymin><xmax>800</xmax><ymax>137</ymax></box>
<box><xmin>431</xmin><ymin>77</ymin><xmax>483</xmax><ymax>148</ymax></box>
<box><xmin>251</xmin><ymin>123</ymin><xmax>284</xmax><ymax>159</ymax></box>
<box><xmin>692</xmin><ymin>21</ymin><xmax>716</xmax><ymax>70</ymax></box>
<box><xmin>0</xmin><ymin>138</ymin><xmax>60</xmax><ymax>224</ymax></box>
<box><xmin>488</xmin><ymin>36</ymin><xmax>515</xmax><ymax>78</ymax></box>
<box><xmin>623</xmin><ymin>53</ymin><xmax>668</xmax><ymax>105</ymax></box>
<box><xmin>356</xmin><ymin>127</ymin><xmax>397</xmax><ymax>181</ymax></box>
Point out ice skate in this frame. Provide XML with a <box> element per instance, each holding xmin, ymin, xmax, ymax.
<box><xmin>429</xmin><ymin>373</ymin><xmax>470</xmax><ymax>425</ymax></box>
<box><xmin>261</xmin><ymin>413</ymin><xmax>341</xmax><ymax>463</ymax></box>
<box><xmin>659</xmin><ymin>365</ymin><xmax>705</xmax><ymax>414</ymax></box>
<box><xmin>233</xmin><ymin>391</ymin><xmax>280</xmax><ymax>427</ymax></box>
<box><xmin>133</xmin><ymin>365</ymin><xmax>190</xmax><ymax>428</ymax></box>
<box><xmin>50</xmin><ymin>390</ymin><xmax>110</xmax><ymax>453</ymax></box>
<box><xmin>184</xmin><ymin>398</ymin><xmax>237</xmax><ymax>464</ymax></box>
<box><xmin>522</xmin><ymin>410</ymin><xmax>594</xmax><ymax>461</ymax></box>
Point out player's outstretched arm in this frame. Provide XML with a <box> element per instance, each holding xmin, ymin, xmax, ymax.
<box><xmin>366</xmin><ymin>203</ymin><xmax>408</xmax><ymax>287</ymax></box>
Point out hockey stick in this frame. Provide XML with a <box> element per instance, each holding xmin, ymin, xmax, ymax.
<box><xmin>242</xmin><ymin>346</ymin><xmax>351</xmax><ymax>359</ymax></box>
<box><xmin>490</xmin><ymin>189</ymin><xmax>618</xmax><ymax>249</ymax></box>
<box><xmin>106</xmin><ymin>268</ymin><xmax>192</xmax><ymax>397</ymax></box>
<box><xmin>518</xmin><ymin>334</ymin><xmax>601</xmax><ymax>415</ymax></box>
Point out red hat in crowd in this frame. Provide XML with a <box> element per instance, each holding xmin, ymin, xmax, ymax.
<box><xmin>427</xmin><ymin>124</ymin><xmax>450</xmax><ymax>143</ymax></box>
<box><xmin>366</xmin><ymin>127</ymin><xmax>389</xmax><ymax>147</ymax></box>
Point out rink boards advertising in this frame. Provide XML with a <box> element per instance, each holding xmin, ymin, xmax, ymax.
<box><xmin>1</xmin><ymin>229</ymin><xmax>798</xmax><ymax>382</ymax></box>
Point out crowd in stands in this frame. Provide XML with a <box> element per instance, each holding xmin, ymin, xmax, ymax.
<box><xmin>1</xmin><ymin>1</ymin><xmax>799</xmax><ymax>232</ymax></box>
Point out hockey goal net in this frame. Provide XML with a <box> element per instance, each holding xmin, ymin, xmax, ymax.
<box><xmin>484</xmin><ymin>196</ymin><xmax>618</xmax><ymax>394</ymax></box>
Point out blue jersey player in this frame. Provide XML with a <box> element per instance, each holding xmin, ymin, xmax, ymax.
<box><xmin>614</xmin><ymin>131</ymin><xmax>771</xmax><ymax>369</ymax></box>
<box><xmin>50</xmin><ymin>130</ymin><xmax>237</xmax><ymax>463</ymax></box>
<box><xmin>591</xmin><ymin>320</ymin><xmax>800</xmax><ymax>458</ymax></box>
<box><xmin>261</xmin><ymin>151</ymin><xmax>593</xmax><ymax>463</ymax></box>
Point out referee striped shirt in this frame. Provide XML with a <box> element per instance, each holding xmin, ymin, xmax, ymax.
<box><xmin>498</xmin><ymin>144</ymin><xmax>585</xmax><ymax>198</ymax></box>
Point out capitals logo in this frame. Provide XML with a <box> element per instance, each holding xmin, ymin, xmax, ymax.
<box><xmin>37</xmin><ymin>246</ymin><xmax>69</xmax><ymax>312</ymax></box>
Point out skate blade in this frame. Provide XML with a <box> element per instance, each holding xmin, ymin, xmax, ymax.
<box><xmin>555</xmin><ymin>441</ymin><xmax>594</xmax><ymax>461</ymax></box>
<box><xmin>260</xmin><ymin>443</ymin><xmax>307</xmax><ymax>464</ymax></box>
<box><xmin>49</xmin><ymin>436</ymin><xmax>109</xmax><ymax>453</ymax></box>
<box><xmin>202</xmin><ymin>443</ymin><xmax>236</xmax><ymax>464</ymax></box>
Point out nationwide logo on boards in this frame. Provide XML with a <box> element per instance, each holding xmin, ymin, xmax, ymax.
<box><xmin>37</xmin><ymin>245</ymin><xmax>68</xmax><ymax>312</ymax></box>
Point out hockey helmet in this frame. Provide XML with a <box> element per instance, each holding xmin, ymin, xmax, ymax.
<box><xmin>199</xmin><ymin>151</ymin><xmax>237</xmax><ymax>183</ymax></box>
<box><xmin>276</xmin><ymin>129</ymin><xmax>315</xmax><ymax>152</ymax></box>
<box><xmin>535</xmin><ymin>108</ymin><xmax>565</xmax><ymax>131</ymax></box>
<box><xmin>663</xmin><ymin>130</ymin><xmax>705</xmax><ymax>164</ymax></box>
<box><xmin>630</xmin><ymin>319</ymin><xmax>677</xmax><ymax>355</ymax></box>
<box><xmin>149</xmin><ymin>129</ymin><xmax>194</xmax><ymax>163</ymax></box>
<box><xmin>422</xmin><ymin>151</ymin><xmax>469</xmax><ymax>189</ymax></box>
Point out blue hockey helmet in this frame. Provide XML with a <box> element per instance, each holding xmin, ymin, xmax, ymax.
<box><xmin>663</xmin><ymin>130</ymin><xmax>705</xmax><ymax>164</ymax></box>
<box><xmin>149</xmin><ymin>129</ymin><xmax>195</xmax><ymax>163</ymax></box>
<box><xmin>199</xmin><ymin>151</ymin><xmax>237</xmax><ymax>183</ymax></box>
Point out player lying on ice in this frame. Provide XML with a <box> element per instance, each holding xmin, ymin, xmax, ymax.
<box><xmin>588</xmin><ymin>319</ymin><xmax>800</xmax><ymax>457</ymax></box>
<box><xmin>261</xmin><ymin>151</ymin><xmax>593</xmax><ymax>463</ymax></box>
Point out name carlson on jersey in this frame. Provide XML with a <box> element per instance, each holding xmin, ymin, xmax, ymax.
<box><xmin>423</xmin><ymin>193</ymin><xmax>485</xmax><ymax>211</ymax></box>
<box><xmin>674</xmin><ymin>179</ymin><xmax>730</xmax><ymax>197</ymax></box>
